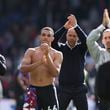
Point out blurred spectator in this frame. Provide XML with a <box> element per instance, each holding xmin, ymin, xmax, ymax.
<box><xmin>0</xmin><ymin>54</ymin><xmax>7</xmax><ymax>99</ymax></box>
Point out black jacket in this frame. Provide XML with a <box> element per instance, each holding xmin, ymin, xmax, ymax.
<box><xmin>53</xmin><ymin>25</ymin><xmax>87</xmax><ymax>86</ymax></box>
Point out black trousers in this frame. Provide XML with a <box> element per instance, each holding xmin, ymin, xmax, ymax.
<box><xmin>95</xmin><ymin>96</ymin><xmax>110</xmax><ymax>110</ymax></box>
<box><xmin>97</xmin><ymin>101</ymin><xmax>110</xmax><ymax>110</ymax></box>
<box><xmin>24</xmin><ymin>85</ymin><xmax>59</xmax><ymax>110</ymax></box>
<box><xmin>58</xmin><ymin>84</ymin><xmax>88</xmax><ymax>110</ymax></box>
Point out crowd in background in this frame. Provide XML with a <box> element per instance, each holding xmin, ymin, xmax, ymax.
<box><xmin>0</xmin><ymin>0</ymin><xmax>110</xmax><ymax>109</ymax></box>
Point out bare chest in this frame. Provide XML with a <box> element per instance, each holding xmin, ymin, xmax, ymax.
<box><xmin>31</xmin><ymin>49</ymin><xmax>55</xmax><ymax>63</ymax></box>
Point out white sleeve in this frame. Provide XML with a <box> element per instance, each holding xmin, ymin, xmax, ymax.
<box><xmin>86</xmin><ymin>25</ymin><xmax>105</xmax><ymax>63</ymax></box>
<box><xmin>107</xmin><ymin>21</ymin><xmax>110</xmax><ymax>28</ymax></box>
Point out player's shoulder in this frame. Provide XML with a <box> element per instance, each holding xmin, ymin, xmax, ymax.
<box><xmin>27</xmin><ymin>47</ymin><xmax>39</xmax><ymax>52</ymax></box>
<box><xmin>51</xmin><ymin>48</ymin><xmax>63</xmax><ymax>56</ymax></box>
<box><xmin>52</xmin><ymin>48</ymin><xmax>63</xmax><ymax>61</ymax></box>
<box><xmin>25</xmin><ymin>47</ymin><xmax>38</xmax><ymax>55</ymax></box>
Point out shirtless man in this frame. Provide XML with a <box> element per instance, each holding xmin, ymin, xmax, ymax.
<box><xmin>20</xmin><ymin>27</ymin><xmax>63</xmax><ymax>110</ymax></box>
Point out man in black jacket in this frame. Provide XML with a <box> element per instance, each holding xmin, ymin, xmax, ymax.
<box><xmin>95</xmin><ymin>61</ymin><xmax>110</xmax><ymax>103</ymax></box>
<box><xmin>53</xmin><ymin>15</ymin><xmax>88</xmax><ymax>110</ymax></box>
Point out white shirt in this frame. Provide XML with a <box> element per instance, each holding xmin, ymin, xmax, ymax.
<box><xmin>87</xmin><ymin>24</ymin><xmax>110</xmax><ymax>69</ymax></box>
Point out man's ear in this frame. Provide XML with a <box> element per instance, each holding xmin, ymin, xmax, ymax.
<box><xmin>102</xmin><ymin>39</ymin><xmax>104</xmax><ymax>44</ymax></box>
<box><xmin>102</xmin><ymin>37</ymin><xmax>105</xmax><ymax>45</ymax></box>
<box><xmin>51</xmin><ymin>36</ymin><xmax>54</xmax><ymax>42</ymax></box>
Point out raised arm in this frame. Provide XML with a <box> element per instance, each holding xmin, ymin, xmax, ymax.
<box><xmin>52</xmin><ymin>26</ymin><xmax>67</xmax><ymax>49</ymax></box>
<box><xmin>68</xmin><ymin>14</ymin><xmax>87</xmax><ymax>52</ymax></box>
<box><xmin>75</xmin><ymin>25</ymin><xmax>87</xmax><ymax>45</ymax></box>
<box><xmin>87</xmin><ymin>25</ymin><xmax>105</xmax><ymax>62</ymax></box>
<box><xmin>67</xmin><ymin>14</ymin><xmax>87</xmax><ymax>44</ymax></box>
<box><xmin>86</xmin><ymin>9</ymin><xmax>110</xmax><ymax>62</ymax></box>
<box><xmin>0</xmin><ymin>54</ymin><xmax>7</xmax><ymax>75</ymax></box>
<box><xmin>52</xmin><ymin>14</ymin><xmax>76</xmax><ymax>49</ymax></box>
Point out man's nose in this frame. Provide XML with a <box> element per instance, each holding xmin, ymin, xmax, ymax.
<box><xmin>44</xmin><ymin>35</ymin><xmax>48</xmax><ymax>38</ymax></box>
<box><xmin>107</xmin><ymin>38</ymin><xmax>110</xmax><ymax>41</ymax></box>
<box><xmin>106</xmin><ymin>39</ymin><xmax>110</xmax><ymax>43</ymax></box>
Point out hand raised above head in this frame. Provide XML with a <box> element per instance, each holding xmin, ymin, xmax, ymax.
<box><xmin>102</xmin><ymin>9</ymin><xmax>110</xmax><ymax>27</ymax></box>
<box><xmin>64</xmin><ymin>14</ymin><xmax>77</xmax><ymax>29</ymax></box>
